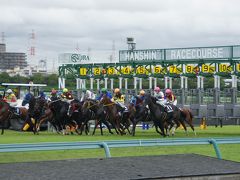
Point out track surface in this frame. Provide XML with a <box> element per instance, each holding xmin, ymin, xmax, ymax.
<box><xmin>0</xmin><ymin>154</ymin><xmax>240</xmax><ymax>180</ymax></box>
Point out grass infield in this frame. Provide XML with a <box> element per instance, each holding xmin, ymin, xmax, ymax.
<box><xmin>0</xmin><ymin>125</ymin><xmax>239</xmax><ymax>163</ymax></box>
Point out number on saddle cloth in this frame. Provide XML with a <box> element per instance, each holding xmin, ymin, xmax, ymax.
<box><xmin>9</xmin><ymin>106</ymin><xmax>20</xmax><ymax>115</ymax></box>
<box><xmin>165</xmin><ymin>104</ymin><xmax>173</xmax><ymax>113</ymax></box>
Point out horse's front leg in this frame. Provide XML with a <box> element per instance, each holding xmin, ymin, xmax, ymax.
<box><xmin>153</xmin><ymin>120</ymin><xmax>161</xmax><ymax>135</ymax></box>
<box><xmin>37</xmin><ymin>116</ymin><xmax>47</xmax><ymax>132</ymax></box>
<box><xmin>131</xmin><ymin>117</ymin><xmax>140</xmax><ymax>136</ymax></box>
<box><xmin>166</xmin><ymin>123</ymin><xmax>173</xmax><ymax>136</ymax></box>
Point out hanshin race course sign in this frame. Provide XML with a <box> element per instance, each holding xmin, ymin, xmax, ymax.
<box><xmin>119</xmin><ymin>45</ymin><xmax>240</xmax><ymax>62</ymax></box>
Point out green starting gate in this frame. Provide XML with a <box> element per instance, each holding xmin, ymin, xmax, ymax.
<box><xmin>58</xmin><ymin>45</ymin><xmax>240</xmax><ymax>90</ymax></box>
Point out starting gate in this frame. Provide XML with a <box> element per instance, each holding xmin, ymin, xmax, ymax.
<box><xmin>58</xmin><ymin>45</ymin><xmax>240</xmax><ymax>125</ymax></box>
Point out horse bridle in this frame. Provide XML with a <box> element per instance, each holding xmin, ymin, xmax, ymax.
<box><xmin>103</xmin><ymin>102</ymin><xmax>115</xmax><ymax>107</ymax></box>
<box><xmin>84</xmin><ymin>101</ymin><xmax>98</xmax><ymax>109</ymax></box>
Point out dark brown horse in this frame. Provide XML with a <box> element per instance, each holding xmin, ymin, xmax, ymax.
<box><xmin>147</xmin><ymin>95</ymin><xmax>193</xmax><ymax>136</ymax></box>
<box><xmin>0</xmin><ymin>100</ymin><xmax>28</xmax><ymax>134</ymax></box>
<box><xmin>99</xmin><ymin>94</ymin><xmax>125</xmax><ymax>135</ymax></box>
<box><xmin>37</xmin><ymin>99</ymin><xmax>81</xmax><ymax>135</ymax></box>
<box><xmin>23</xmin><ymin>97</ymin><xmax>45</xmax><ymax>134</ymax></box>
<box><xmin>36</xmin><ymin>101</ymin><xmax>55</xmax><ymax>133</ymax></box>
<box><xmin>82</xmin><ymin>99</ymin><xmax>114</xmax><ymax>135</ymax></box>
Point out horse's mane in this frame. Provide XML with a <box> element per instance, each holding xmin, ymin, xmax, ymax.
<box><xmin>150</xmin><ymin>95</ymin><xmax>157</xmax><ymax>103</ymax></box>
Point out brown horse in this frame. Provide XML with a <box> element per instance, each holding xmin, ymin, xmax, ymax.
<box><xmin>179</xmin><ymin>107</ymin><xmax>196</xmax><ymax>135</ymax></box>
<box><xmin>36</xmin><ymin>102</ymin><xmax>55</xmax><ymax>133</ymax></box>
<box><xmin>0</xmin><ymin>100</ymin><xmax>28</xmax><ymax>134</ymax></box>
<box><xmin>82</xmin><ymin>99</ymin><xmax>114</xmax><ymax>135</ymax></box>
<box><xmin>99</xmin><ymin>94</ymin><xmax>125</xmax><ymax>135</ymax></box>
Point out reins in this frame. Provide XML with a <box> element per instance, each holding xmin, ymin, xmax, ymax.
<box><xmin>85</xmin><ymin>101</ymin><xmax>98</xmax><ymax>109</ymax></box>
<box><xmin>103</xmin><ymin>102</ymin><xmax>115</xmax><ymax>107</ymax></box>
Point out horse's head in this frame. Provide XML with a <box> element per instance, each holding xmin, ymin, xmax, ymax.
<box><xmin>100</xmin><ymin>94</ymin><xmax>111</xmax><ymax>105</ymax></box>
<box><xmin>69</xmin><ymin>99</ymin><xmax>82</xmax><ymax>115</ymax></box>
<box><xmin>82</xmin><ymin>99</ymin><xmax>98</xmax><ymax>114</ymax></box>
<box><xmin>0</xmin><ymin>101</ymin><xmax>9</xmax><ymax>117</ymax></box>
<box><xmin>143</xmin><ymin>94</ymin><xmax>152</xmax><ymax>105</ymax></box>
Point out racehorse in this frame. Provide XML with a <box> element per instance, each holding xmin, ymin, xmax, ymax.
<box><xmin>23</xmin><ymin>96</ymin><xmax>47</xmax><ymax>134</ymax></box>
<box><xmin>130</xmin><ymin>103</ymin><xmax>151</xmax><ymax>136</ymax></box>
<box><xmin>145</xmin><ymin>94</ymin><xmax>190</xmax><ymax>136</ymax></box>
<box><xmin>129</xmin><ymin>95</ymin><xmax>164</xmax><ymax>136</ymax></box>
<box><xmin>113</xmin><ymin>102</ymin><xmax>133</xmax><ymax>135</ymax></box>
<box><xmin>47</xmin><ymin>99</ymin><xmax>79</xmax><ymax>135</ymax></box>
<box><xmin>67</xmin><ymin>99</ymin><xmax>85</xmax><ymax>135</ymax></box>
<box><xmin>99</xmin><ymin>94</ymin><xmax>125</xmax><ymax>135</ymax></box>
<box><xmin>179</xmin><ymin>107</ymin><xmax>196</xmax><ymax>135</ymax></box>
<box><xmin>0</xmin><ymin>99</ymin><xmax>28</xmax><ymax>134</ymax></box>
<box><xmin>142</xmin><ymin>94</ymin><xmax>167</xmax><ymax>137</ymax></box>
<box><xmin>82</xmin><ymin>99</ymin><xmax>114</xmax><ymax>135</ymax></box>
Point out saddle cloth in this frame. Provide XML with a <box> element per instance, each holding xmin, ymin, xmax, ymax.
<box><xmin>165</xmin><ymin>104</ymin><xmax>173</xmax><ymax>113</ymax></box>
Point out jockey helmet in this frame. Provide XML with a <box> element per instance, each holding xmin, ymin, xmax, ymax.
<box><xmin>154</xmin><ymin>87</ymin><xmax>160</xmax><ymax>93</ymax></box>
<box><xmin>63</xmin><ymin>88</ymin><xmax>68</xmax><ymax>93</ymax></box>
<box><xmin>39</xmin><ymin>91</ymin><xmax>45</xmax><ymax>97</ymax></box>
<box><xmin>114</xmin><ymin>88</ymin><xmax>120</xmax><ymax>93</ymax></box>
<box><xmin>51</xmin><ymin>89</ymin><xmax>57</xmax><ymax>94</ymax></box>
<box><xmin>165</xmin><ymin>89</ymin><xmax>172</xmax><ymax>95</ymax></box>
<box><xmin>101</xmin><ymin>88</ymin><xmax>107</xmax><ymax>93</ymax></box>
<box><xmin>6</xmin><ymin>89</ymin><xmax>13</xmax><ymax>94</ymax></box>
<box><xmin>25</xmin><ymin>93</ymin><xmax>32</xmax><ymax>100</ymax></box>
<box><xmin>139</xmin><ymin>90</ymin><xmax>145</xmax><ymax>96</ymax></box>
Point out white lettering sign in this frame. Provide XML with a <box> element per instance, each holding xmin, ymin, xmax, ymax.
<box><xmin>119</xmin><ymin>46</ymin><xmax>234</xmax><ymax>62</ymax></box>
<box><xmin>169</xmin><ymin>48</ymin><xmax>224</xmax><ymax>60</ymax></box>
<box><xmin>119</xmin><ymin>50</ymin><xmax>163</xmax><ymax>62</ymax></box>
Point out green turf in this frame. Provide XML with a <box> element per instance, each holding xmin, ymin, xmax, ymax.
<box><xmin>0</xmin><ymin>125</ymin><xmax>239</xmax><ymax>163</ymax></box>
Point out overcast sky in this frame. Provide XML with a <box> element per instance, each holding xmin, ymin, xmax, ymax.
<box><xmin>1</xmin><ymin>0</ymin><xmax>240</xmax><ymax>69</ymax></box>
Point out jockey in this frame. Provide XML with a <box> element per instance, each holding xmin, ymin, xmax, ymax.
<box><xmin>112</xmin><ymin>88</ymin><xmax>126</xmax><ymax>113</ymax></box>
<box><xmin>96</xmin><ymin>88</ymin><xmax>112</xmax><ymax>101</ymax></box>
<box><xmin>61</xmin><ymin>88</ymin><xmax>73</xmax><ymax>102</ymax></box>
<box><xmin>39</xmin><ymin>91</ymin><xmax>47</xmax><ymax>100</ymax></box>
<box><xmin>5</xmin><ymin>89</ymin><xmax>17</xmax><ymax>106</ymax></box>
<box><xmin>112</xmin><ymin>88</ymin><xmax>125</xmax><ymax>103</ymax></box>
<box><xmin>22</xmin><ymin>91</ymin><xmax>33</xmax><ymax>107</ymax></box>
<box><xmin>80</xmin><ymin>88</ymin><xmax>96</xmax><ymax>102</ymax></box>
<box><xmin>138</xmin><ymin>90</ymin><xmax>145</xmax><ymax>101</ymax></box>
<box><xmin>50</xmin><ymin>89</ymin><xmax>59</xmax><ymax>101</ymax></box>
<box><xmin>153</xmin><ymin>86</ymin><xmax>165</xmax><ymax>106</ymax></box>
<box><xmin>165</xmin><ymin>89</ymin><xmax>177</xmax><ymax>106</ymax></box>
<box><xmin>130</xmin><ymin>90</ymin><xmax>145</xmax><ymax>107</ymax></box>
<box><xmin>4</xmin><ymin>89</ymin><xmax>20</xmax><ymax>115</ymax></box>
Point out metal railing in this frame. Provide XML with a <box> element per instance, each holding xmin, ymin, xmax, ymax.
<box><xmin>0</xmin><ymin>137</ymin><xmax>240</xmax><ymax>159</ymax></box>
